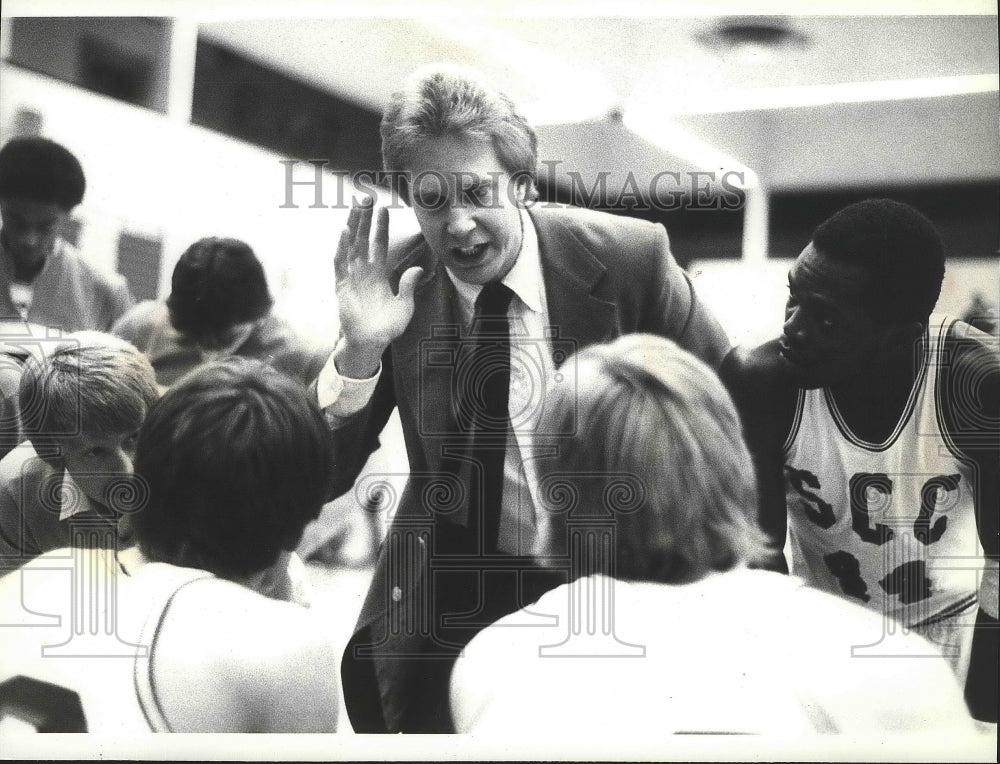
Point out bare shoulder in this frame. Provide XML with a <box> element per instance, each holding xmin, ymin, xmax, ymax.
<box><xmin>721</xmin><ymin>340</ymin><xmax>799</xmax><ymax>422</ymax></box>
<box><xmin>153</xmin><ymin>577</ymin><xmax>339</xmax><ymax>732</ymax></box>
<box><xmin>944</xmin><ymin>320</ymin><xmax>999</xmax><ymax>378</ymax></box>
<box><xmin>940</xmin><ymin>320</ymin><xmax>999</xmax><ymax>446</ymax></box>
<box><xmin>722</xmin><ymin>339</ymin><xmax>791</xmax><ymax>383</ymax></box>
<box><xmin>110</xmin><ymin>299</ymin><xmax>165</xmax><ymax>341</ymax></box>
<box><xmin>786</xmin><ymin>583</ymin><xmax>975</xmax><ymax>733</ymax></box>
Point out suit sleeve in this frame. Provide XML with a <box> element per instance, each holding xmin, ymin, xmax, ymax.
<box><xmin>647</xmin><ymin>224</ymin><xmax>731</xmax><ymax>369</ymax></box>
<box><xmin>313</xmin><ymin>347</ymin><xmax>398</xmax><ymax>501</ymax></box>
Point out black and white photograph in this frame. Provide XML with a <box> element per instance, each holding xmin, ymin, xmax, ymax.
<box><xmin>0</xmin><ymin>0</ymin><xmax>997</xmax><ymax>760</ymax></box>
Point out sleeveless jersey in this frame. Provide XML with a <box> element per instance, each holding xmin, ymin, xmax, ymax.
<box><xmin>783</xmin><ymin>314</ymin><xmax>983</xmax><ymax>629</ymax></box>
<box><xmin>0</xmin><ymin>546</ymin><xmax>212</xmax><ymax>733</ymax></box>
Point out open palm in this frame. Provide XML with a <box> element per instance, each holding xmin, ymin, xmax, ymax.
<box><xmin>334</xmin><ymin>199</ymin><xmax>423</xmax><ymax>353</ymax></box>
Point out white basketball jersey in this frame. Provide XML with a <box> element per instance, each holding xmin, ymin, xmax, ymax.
<box><xmin>783</xmin><ymin>314</ymin><xmax>982</xmax><ymax>629</ymax></box>
<box><xmin>0</xmin><ymin>546</ymin><xmax>211</xmax><ymax>733</ymax></box>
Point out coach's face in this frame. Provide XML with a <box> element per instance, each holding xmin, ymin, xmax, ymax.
<box><xmin>779</xmin><ymin>243</ymin><xmax>894</xmax><ymax>388</ymax></box>
<box><xmin>406</xmin><ymin>133</ymin><xmax>528</xmax><ymax>286</ymax></box>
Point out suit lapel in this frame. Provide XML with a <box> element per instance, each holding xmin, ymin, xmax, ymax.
<box><xmin>531</xmin><ymin>208</ymin><xmax>619</xmax><ymax>356</ymax></box>
<box><xmin>393</xmin><ymin>246</ymin><xmax>462</xmax><ymax>449</ymax></box>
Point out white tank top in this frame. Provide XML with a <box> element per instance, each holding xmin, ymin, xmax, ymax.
<box><xmin>783</xmin><ymin>314</ymin><xmax>982</xmax><ymax>628</ymax></box>
<box><xmin>0</xmin><ymin>546</ymin><xmax>212</xmax><ymax>733</ymax></box>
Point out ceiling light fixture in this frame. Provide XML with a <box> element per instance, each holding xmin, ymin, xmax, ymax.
<box><xmin>698</xmin><ymin>16</ymin><xmax>808</xmax><ymax>63</ymax></box>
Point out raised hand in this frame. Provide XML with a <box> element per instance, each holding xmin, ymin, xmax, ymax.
<box><xmin>333</xmin><ymin>197</ymin><xmax>423</xmax><ymax>378</ymax></box>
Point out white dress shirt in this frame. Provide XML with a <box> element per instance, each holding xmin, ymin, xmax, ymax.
<box><xmin>318</xmin><ymin>207</ymin><xmax>558</xmax><ymax>554</ymax></box>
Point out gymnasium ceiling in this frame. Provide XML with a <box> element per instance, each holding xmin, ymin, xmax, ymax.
<box><xmin>6</xmin><ymin>1</ymin><xmax>999</xmax><ymax>194</ymax></box>
<box><xmin>196</xmin><ymin>7</ymin><xmax>999</xmax><ymax>193</ymax></box>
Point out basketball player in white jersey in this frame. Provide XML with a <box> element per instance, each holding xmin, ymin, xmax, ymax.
<box><xmin>451</xmin><ymin>335</ymin><xmax>976</xmax><ymax>737</ymax></box>
<box><xmin>0</xmin><ymin>358</ymin><xmax>339</xmax><ymax>733</ymax></box>
<box><xmin>722</xmin><ymin>199</ymin><xmax>998</xmax><ymax>725</ymax></box>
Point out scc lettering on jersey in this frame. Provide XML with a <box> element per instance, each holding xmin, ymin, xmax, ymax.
<box><xmin>785</xmin><ymin>466</ymin><xmax>961</xmax><ymax>605</ymax></box>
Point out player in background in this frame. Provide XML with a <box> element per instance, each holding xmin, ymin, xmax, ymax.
<box><xmin>0</xmin><ymin>332</ymin><xmax>158</xmax><ymax>564</ymax></box>
<box><xmin>0</xmin><ymin>137</ymin><xmax>133</xmax><ymax>331</ymax></box>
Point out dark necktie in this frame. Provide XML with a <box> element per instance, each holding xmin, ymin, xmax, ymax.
<box><xmin>457</xmin><ymin>281</ymin><xmax>514</xmax><ymax>554</ymax></box>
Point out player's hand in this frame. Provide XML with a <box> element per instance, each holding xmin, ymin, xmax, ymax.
<box><xmin>333</xmin><ymin>197</ymin><xmax>423</xmax><ymax>378</ymax></box>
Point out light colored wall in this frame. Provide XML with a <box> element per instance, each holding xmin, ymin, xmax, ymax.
<box><xmin>0</xmin><ymin>63</ymin><xmax>400</xmax><ymax>346</ymax></box>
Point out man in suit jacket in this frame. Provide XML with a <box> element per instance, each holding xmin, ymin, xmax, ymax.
<box><xmin>319</xmin><ymin>64</ymin><xmax>732</xmax><ymax>733</ymax></box>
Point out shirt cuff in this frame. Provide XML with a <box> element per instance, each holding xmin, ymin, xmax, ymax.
<box><xmin>316</xmin><ymin>339</ymin><xmax>381</xmax><ymax>416</ymax></box>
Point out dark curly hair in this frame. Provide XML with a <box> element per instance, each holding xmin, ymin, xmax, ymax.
<box><xmin>166</xmin><ymin>237</ymin><xmax>273</xmax><ymax>341</ymax></box>
<box><xmin>133</xmin><ymin>357</ymin><xmax>334</xmax><ymax>579</ymax></box>
<box><xmin>812</xmin><ymin>199</ymin><xmax>945</xmax><ymax>324</ymax></box>
<box><xmin>0</xmin><ymin>137</ymin><xmax>86</xmax><ymax>210</ymax></box>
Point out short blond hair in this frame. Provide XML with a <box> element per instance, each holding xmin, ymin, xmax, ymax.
<box><xmin>537</xmin><ymin>334</ymin><xmax>773</xmax><ymax>584</ymax></box>
<box><xmin>381</xmin><ymin>64</ymin><xmax>539</xmax><ymax>203</ymax></box>
<box><xmin>18</xmin><ymin>331</ymin><xmax>159</xmax><ymax>441</ymax></box>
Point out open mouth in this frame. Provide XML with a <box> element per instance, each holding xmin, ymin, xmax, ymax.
<box><xmin>450</xmin><ymin>243</ymin><xmax>489</xmax><ymax>263</ymax></box>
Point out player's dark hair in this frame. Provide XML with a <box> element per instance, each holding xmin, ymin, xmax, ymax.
<box><xmin>0</xmin><ymin>137</ymin><xmax>86</xmax><ymax>210</ymax></box>
<box><xmin>166</xmin><ymin>237</ymin><xmax>273</xmax><ymax>342</ymax></box>
<box><xmin>812</xmin><ymin>199</ymin><xmax>945</xmax><ymax>324</ymax></box>
<box><xmin>132</xmin><ymin>357</ymin><xmax>334</xmax><ymax>579</ymax></box>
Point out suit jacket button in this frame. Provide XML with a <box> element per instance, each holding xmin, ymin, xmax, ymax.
<box><xmin>391</xmin><ymin>585</ymin><xmax>403</xmax><ymax>603</ymax></box>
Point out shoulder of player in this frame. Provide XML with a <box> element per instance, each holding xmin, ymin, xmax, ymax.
<box><xmin>0</xmin><ymin>442</ymin><xmax>54</xmax><ymax>489</ymax></box>
<box><xmin>785</xmin><ymin>583</ymin><xmax>974</xmax><ymax>731</ymax></box>
<box><xmin>110</xmin><ymin>300</ymin><xmax>164</xmax><ymax>342</ymax></box>
<box><xmin>113</xmin><ymin>299</ymin><xmax>164</xmax><ymax>329</ymax></box>
<box><xmin>721</xmin><ymin>341</ymin><xmax>798</xmax><ymax>410</ymax></box>
<box><xmin>156</xmin><ymin>577</ymin><xmax>338</xmax><ymax>730</ymax></box>
<box><xmin>451</xmin><ymin>592</ymin><xmax>566</xmax><ymax>731</ymax></box>
<box><xmin>940</xmin><ymin>320</ymin><xmax>999</xmax><ymax>419</ymax></box>
<box><xmin>52</xmin><ymin>239</ymin><xmax>126</xmax><ymax>292</ymax></box>
<box><xmin>169</xmin><ymin>576</ymin><xmax>327</xmax><ymax>648</ymax></box>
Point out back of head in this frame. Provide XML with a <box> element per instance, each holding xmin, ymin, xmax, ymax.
<box><xmin>381</xmin><ymin>63</ymin><xmax>539</xmax><ymax>202</ymax></box>
<box><xmin>166</xmin><ymin>237</ymin><xmax>273</xmax><ymax>342</ymax></box>
<box><xmin>18</xmin><ymin>331</ymin><xmax>159</xmax><ymax>443</ymax></box>
<box><xmin>0</xmin><ymin>137</ymin><xmax>86</xmax><ymax>210</ymax></box>
<box><xmin>537</xmin><ymin>334</ymin><xmax>771</xmax><ymax>584</ymax></box>
<box><xmin>132</xmin><ymin>357</ymin><xmax>334</xmax><ymax>579</ymax></box>
<box><xmin>812</xmin><ymin>199</ymin><xmax>945</xmax><ymax>325</ymax></box>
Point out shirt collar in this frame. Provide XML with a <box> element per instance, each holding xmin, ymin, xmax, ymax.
<box><xmin>445</xmin><ymin>206</ymin><xmax>544</xmax><ymax>315</ymax></box>
<box><xmin>59</xmin><ymin>469</ymin><xmax>97</xmax><ymax>521</ymax></box>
